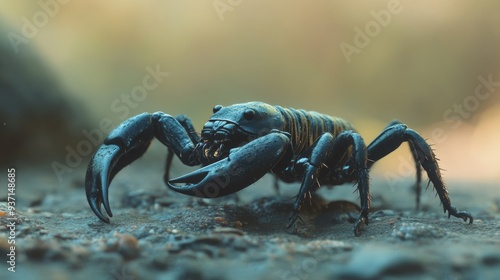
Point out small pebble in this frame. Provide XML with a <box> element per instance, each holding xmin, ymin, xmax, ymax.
<box><xmin>155</xmin><ymin>197</ymin><xmax>177</xmax><ymax>207</ymax></box>
<box><xmin>116</xmin><ymin>233</ymin><xmax>140</xmax><ymax>260</ymax></box>
<box><xmin>103</xmin><ymin>233</ymin><xmax>141</xmax><ymax>260</ymax></box>
<box><xmin>232</xmin><ymin>220</ymin><xmax>243</xmax><ymax>228</ymax></box>
<box><xmin>392</xmin><ymin>222</ymin><xmax>446</xmax><ymax>240</ymax></box>
<box><xmin>215</xmin><ymin>216</ymin><xmax>228</xmax><ymax>225</ymax></box>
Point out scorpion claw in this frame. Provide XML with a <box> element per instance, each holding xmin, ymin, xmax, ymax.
<box><xmin>85</xmin><ymin>113</ymin><xmax>156</xmax><ymax>223</ymax></box>
<box><xmin>167</xmin><ymin>132</ymin><xmax>290</xmax><ymax>198</ymax></box>
<box><xmin>85</xmin><ymin>144</ymin><xmax>122</xmax><ymax>223</ymax></box>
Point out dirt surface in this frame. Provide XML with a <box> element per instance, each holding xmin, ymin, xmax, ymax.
<box><xmin>1</xmin><ymin>157</ymin><xmax>499</xmax><ymax>280</ymax></box>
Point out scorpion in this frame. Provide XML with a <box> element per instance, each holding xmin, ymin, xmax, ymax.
<box><xmin>85</xmin><ymin>101</ymin><xmax>473</xmax><ymax>235</ymax></box>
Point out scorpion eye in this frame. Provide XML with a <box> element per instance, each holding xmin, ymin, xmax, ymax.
<box><xmin>243</xmin><ymin>109</ymin><xmax>256</xmax><ymax>121</ymax></box>
<box><xmin>213</xmin><ymin>105</ymin><xmax>223</xmax><ymax>113</ymax></box>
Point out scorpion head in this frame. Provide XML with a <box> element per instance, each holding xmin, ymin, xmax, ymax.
<box><xmin>196</xmin><ymin>102</ymin><xmax>285</xmax><ymax>162</ymax></box>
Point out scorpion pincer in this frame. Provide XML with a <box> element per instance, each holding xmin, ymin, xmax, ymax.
<box><xmin>85</xmin><ymin>101</ymin><xmax>473</xmax><ymax>236</ymax></box>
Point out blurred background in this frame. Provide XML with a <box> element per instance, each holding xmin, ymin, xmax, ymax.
<box><xmin>1</xmin><ymin>0</ymin><xmax>499</xmax><ymax>183</ymax></box>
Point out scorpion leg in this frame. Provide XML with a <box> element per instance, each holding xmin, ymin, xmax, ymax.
<box><xmin>287</xmin><ymin>131</ymin><xmax>370</xmax><ymax>236</ymax></box>
<box><xmin>164</xmin><ymin>115</ymin><xmax>200</xmax><ymax>182</ymax></box>
<box><xmin>366</xmin><ymin>123</ymin><xmax>473</xmax><ymax>224</ymax></box>
<box><xmin>167</xmin><ymin>131</ymin><xmax>291</xmax><ymax>198</ymax></box>
<box><xmin>86</xmin><ymin>112</ymin><xmax>200</xmax><ymax>223</ymax></box>
<box><xmin>368</xmin><ymin>120</ymin><xmax>422</xmax><ymax>209</ymax></box>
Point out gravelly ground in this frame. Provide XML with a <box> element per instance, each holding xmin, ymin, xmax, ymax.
<box><xmin>1</xmin><ymin>159</ymin><xmax>499</xmax><ymax>280</ymax></box>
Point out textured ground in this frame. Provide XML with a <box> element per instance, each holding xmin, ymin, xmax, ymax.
<box><xmin>1</xmin><ymin>158</ymin><xmax>499</xmax><ymax>280</ymax></box>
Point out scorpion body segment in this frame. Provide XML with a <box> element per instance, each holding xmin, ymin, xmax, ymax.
<box><xmin>276</xmin><ymin>106</ymin><xmax>354</xmax><ymax>157</ymax></box>
<box><xmin>85</xmin><ymin>101</ymin><xmax>473</xmax><ymax>236</ymax></box>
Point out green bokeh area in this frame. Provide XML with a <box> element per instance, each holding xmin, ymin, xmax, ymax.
<box><xmin>1</xmin><ymin>1</ymin><xmax>500</xmax><ymax>120</ymax></box>
<box><xmin>1</xmin><ymin>1</ymin><xmax>499</xmax><ymax>174</ymax></box>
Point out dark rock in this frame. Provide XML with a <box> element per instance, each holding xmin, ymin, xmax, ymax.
<box><xmin>24</xmin><ymin>239</ymin><xmax>66</xmax><ymax>261</ymax></box>
<box><xmin>149</xmin><ymin>252</ymin><xmax>172</xmax><ymax>270</ymax></box>
<box><xmin>0</xmin><ymin>20</ymin><xmax>89</xmax><ymax>166</ymax></box>
<box><xmin>211</xmin><ymin>227</ymin><xmax>245</xmax><ymax>236</ymax></box>
<box><xmin>338</xmin><ymin>245</ymin><xmax>425</xmax><ymax>279</ymax></box>
<box><xmin>482</xmin><ymin>252</ymin><xmax>500</xmax><ymax>266</ymax></box>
